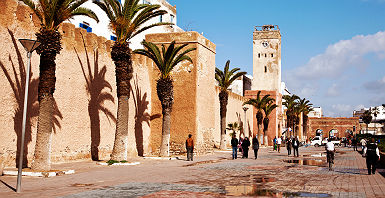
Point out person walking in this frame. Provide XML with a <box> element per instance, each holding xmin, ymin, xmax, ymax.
<box><xmin>242</xmin><ymin>137</ymin><xmax>250</xmax><ymax>158</ymax></box>
<box><xmin>286</xmin><ymin>137</ymin><xmax>292</xmax><ymax>156</ymax></box>
<box><xmin>273</xmin><ymin>136</ymin><xmax>277</xmax><ymax>151</ymax></box>
<box><xmin>363</xmin><ymin>138</ymin><xmax>381</xmax><ymax>175</ymax></box>
<box><xmin>231</xmin><ymin>134</ymin><xmax>239</xmax><ymax>160</ymax></box>
<box><xmin>292</xmin><ymin>137</ymin><xmax>300</xmax><ymax>157</ymax></box>
<box><xmin>252</xmin><ymin>135</ymin><xmax>259</xmax><ymax>159</ymax></box>
<box><xmin>352</xmin><ymin>137</ymin><xmax>358</xmax><ymax>151</ymax></box>
<box><xmin>276</xmin><ymin>136</ymin><xmax>282</xmax><ymax>153</ymax></box>
<box><xmin>360</xmin><ymin>138</ymin><xmax>367</xmax><ymax>152</ymax></box>
<box><xmin>325</xmin><ymin>138</ymin><xmax>335</xmax><ymax>171</ymax></box>
<box><xmin>186</xmin><ymin>134</ymin><xmax>194</xmax><ymax>161</ymax></box>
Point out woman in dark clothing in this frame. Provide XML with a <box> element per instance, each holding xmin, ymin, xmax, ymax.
<box><xmin>252</xmin><ymin>135</ymin><xmax>260</xmax><ymax>159</ymax></box>
<box><xmin>242</xmin><ymin>137</ymin><xmax>251</xmax><ymax>158</ymax></box>
<box><xmin>286</xmin><ymin>137</ymin><xmax>292</xmax><ymax>156</ymax></box>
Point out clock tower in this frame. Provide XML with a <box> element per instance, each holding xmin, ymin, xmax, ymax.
<box><xmin>246</xmin><ymin>25</ymin><xmax>283</xmax><ymax>145</ymax></box>
<box><xmin>252</xmin><ymin>25</ymin><xmax>281</xmax><ymax>91</ymax></box>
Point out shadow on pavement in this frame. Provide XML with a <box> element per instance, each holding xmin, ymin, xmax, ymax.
<box><xmin>0</xmin><ymin>179</ymin><xmax>16</xmax><ymax>192</ymax></box>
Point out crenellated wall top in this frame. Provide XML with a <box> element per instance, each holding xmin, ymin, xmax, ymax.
<box><xmin>145</xmin><ymin>32</ymin><xmax>216</xmax><ymax>54</ymax></box>
<box><xmin>0</xmin><ymin>0</ymin><xmax>121</xmax><ymax>57</ymax></box>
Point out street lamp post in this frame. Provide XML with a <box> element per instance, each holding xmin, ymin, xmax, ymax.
<box><xmin>16</xmin><ymin>39</ymin><xmax>40</xmax><ymax>193</ymax></box>
<box><xmin>243</xmin><ymin>106</ymin><xmax>249</xmax><ymax>138</ymax></box>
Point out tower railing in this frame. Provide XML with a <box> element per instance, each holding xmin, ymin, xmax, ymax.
<box><xmin>255</xmin><ymin>25</ymin><xmax>280</xmax><ymax>31</ymax></box>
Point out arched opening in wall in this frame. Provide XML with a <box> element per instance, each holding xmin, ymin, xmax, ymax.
<box><xmin>265</xmin><ymin>54</ymin><xmax>267</xmax><ymax>57</ymax></box>
<box><xmin>258</xmin><ymin>53</ymin><xmax>260</xmax><ymax>58</ymax></box>
<box><xmin>329</xmin><ymin>129</ymin><xmax>338</xmax><ymax>138</ymax></box>
<box><xmin>264</xmin><ymin>66</ymin><xmax>267</xmax><ymax>73</ymax></box>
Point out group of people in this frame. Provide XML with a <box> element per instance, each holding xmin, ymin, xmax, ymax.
<box><xmin>285</xmin><ymin>136</ymin><xmax>300</xmax><ymax>157</ymax></box>
<box><xmin>186</xmin><ymin>133</ymin><xmax>381</xmax><ymax>175</ymax></box>
<box><xmin>231</xmin><ymin>134</ymin><xmax>260</xmax><ymax>159</ymax></box>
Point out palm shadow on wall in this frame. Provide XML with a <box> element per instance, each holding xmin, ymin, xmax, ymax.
<box><xmin>131</xmin><ymin>75</ymin><xmax>161</xmax><ymax>156</ymax></box>
<box><xmin>74</xmin><ymin>35</ymin><xmax>116</xmax><ymax>161</ymax></box>
<box><xmin>0</xmin><ymin>29</ymin><xmax>62</xmax><ymax>168</ymax></box>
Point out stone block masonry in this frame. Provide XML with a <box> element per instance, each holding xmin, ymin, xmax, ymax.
<box><xmin>0</xmin><ymin>0</ymin><xmax>255</xmax><ymax>166</ymax></box>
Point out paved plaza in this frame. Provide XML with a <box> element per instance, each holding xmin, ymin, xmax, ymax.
<box><xmin>1</xmin><ymin>146</ymin><xmax>384</xmax><ymax>198</ymax></box>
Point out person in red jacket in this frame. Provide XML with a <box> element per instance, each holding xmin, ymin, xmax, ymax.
<box><xmin>186</xmin><ymin>134</ymin><xmax>194</xmax><ymax>161</ymax></box>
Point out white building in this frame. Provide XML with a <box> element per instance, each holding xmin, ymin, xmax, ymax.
<box><xmin>228</xmin><ymin>74</ymin><xmax>252</xmax><ymax>96</ymax></box>
<box><xmin>353</xmin><ymin>105</ymin><xmax>385</xmax><ymax>121</ymax></box>
<box><xmin>308</xmin><ymin>107</ymin><xmax>322</xmax><ymax>118</ymax></box>
<box><xmin>69</xmin><ymin>0</ymin><xmax>183</xmax><ymax>50</ymax></box>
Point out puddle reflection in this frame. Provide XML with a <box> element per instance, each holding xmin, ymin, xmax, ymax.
<box><xmin>225</xmin><ymin>185</ymin><xmax>331</xmax><ymax>197</ymax></box>
<box><xmin>283</xmin><ymin>159</ymin><xmax>326</xmax><ymax>167</ymax></box>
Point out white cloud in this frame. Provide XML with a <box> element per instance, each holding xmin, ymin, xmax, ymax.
<box><xmin>363</xmin><ymin>75</ymin><xmax>385</xmax><ymax>91</ymax></box>
<box><xmin>284</xmin><ymin>31</ymin><xmax>385</xmax><ymax>117</ymax></box>
<box><xmin>326</xmin><ymin>83</ymin><xmax>340</xmax><ymax>97</ymax></box>
<box><xmin>292</xmin><ymin>31</ymin><xmax>385</xmax><ymax>80</ymax></box>
<box><xmin>326</xmin><ymin>104</ymin><xmax>354</xmax><ymax>117</ymax></box>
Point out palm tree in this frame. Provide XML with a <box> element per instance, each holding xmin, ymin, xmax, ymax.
<box><xmin>361</xmin><ymin>110</ymin><xmax>372</xmax><ymax>134</ymax></box>
<box><xmin>297</xmin><ymin>98</ymin><xmax>313</xmax><ymax>139</ymax></box>
<box><xmin>134</xmin><ymin>41</ymin><xmax>195</xmax><ymax>156</ymax></box>
<box><xmin>94</xmin><ymin>0</ymin><xmax>170</xmax><ymax>160</ymax></box>
<box><xmin>20</xmin><ymin>0</ymin><xmax>99</xmax><ymax>171</ymax></box>
<box><xmin>215</xmin><ymin>60</ymin><xmax>246</xmax><ymax>150</ymax></box>
<box><xmin>283</xmin><ymin>94</ymin><xmax>300</xmax><ymax>137</ymax></box>
<box><xmin>227</xmin><ymin>122</ymin><xmax>240</xmax><ymax>138</ymax></box>
<box><xmin>262</xmin><ymin>102</ymin><xmax>278</xmax><ymax>146</ymax></box>
<box><xmin>244</xmin><ymin>91</ymin><xmax>274</xmax><ymax>143</ymax></box>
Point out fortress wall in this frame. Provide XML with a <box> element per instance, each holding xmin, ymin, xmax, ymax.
<box><xmin>0</xmin><ymin>0</ymin><xmax>152</xmax><ymax>167</ymax></box>
<box><xmin>214</xmin><ymin>87</ymin><xmax>254</xmax><ymax>148</ymax></box>
<box><xmin>145</xmin><ymin>32</ymin><xmax>216</xmax><ymax>155</ymax></box>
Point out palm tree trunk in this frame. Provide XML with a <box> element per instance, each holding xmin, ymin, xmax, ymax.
<box><xmin>219</xmin><ymin>91</ymin><xmax>228</xmax><ymax>150</ymax></box>
<box><xmin>160</xmin><ymin>108</ymin><xmax>171</xmax><ymax>156</ymax></box>
<box><xmin>31</xmin><ymin>29</ymin><xmax>61</xmax><ymax>171</ymax></box>
<box><xmin>31</xmin><ymin>96</ymin><xmax>54</xmax><ymax>171</ymax></box>
<box><xmin>264</xmin><ymin>130</ymin><xmax>268</xmax><ymax>146</ymax></box>
<box><xmin>157</xmin><ymin>78</ymin><xmax>174</xmax><ymax>156</ymax></box>
<box><xmin>110</xmin><ymin>96</ymin><xmax>129</xmax><ymax>160</ymax></box>
<box><xmin>110</xmin><ymin>43</ymin><xmax>132</xmax><ymax>161</ymax></box>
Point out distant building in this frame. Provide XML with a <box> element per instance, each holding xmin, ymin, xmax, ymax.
<box><xmin>246</xmin><ymin>25</ymin><xmax>283</xmax><ymax>145</ymax></box>
<box><xmin>69</xmin><ymin>0</ymin><xmax>183</xmax><ymax>49</ymax></box>
<box><xmin>308</xmin><ymin>107</ymin><xmax>322</xmax><ymax>118</ymax></box>
<box><xmin>352</xmin><ymin>105</ymin><xmax>385</xmax><ymax>135</ymax></box>
<box><xmin>353</xmin><ymin>105</ymin><xmax>385</xmax><ymax>121</ymax></box>
<box><xmin>228</xmin><ymin>75</ymin><xmax>252</xmax><ymax>96</ymax></box>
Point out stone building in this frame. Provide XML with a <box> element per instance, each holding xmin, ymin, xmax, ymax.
<box><xmin>0</xmin><ymin>0</ymin><xmax>253</xmax><ymax>167</ymax></box>
<box><xmin>69</xmin><ymin>0</ymin><xmax>183</xmax><ymax>49</ymax></box>
<box><xmin>246</xmin><ymin>25</ymin><xmax>283</xmax><ymax>145</ymax></box>
<box><xmin>307</xmin><ymin>117</ymin><xmax>361</xmax><ymax>138</ymax></box>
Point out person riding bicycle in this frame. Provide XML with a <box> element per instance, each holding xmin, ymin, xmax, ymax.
<box><xmin>325</xmin><ymin>138</ymin><xmax>335</xmax><ymax>171</ymax></box>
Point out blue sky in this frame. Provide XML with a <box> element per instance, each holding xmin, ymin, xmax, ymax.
<box><xmin>168</xmin><ymin>0</ymin><xmax>385</xmax><ymax>117</ymax></box>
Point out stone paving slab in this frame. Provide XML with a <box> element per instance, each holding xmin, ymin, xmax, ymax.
<box><xmin>0</xmin><ymin>146</ymin><xmax>384</xmax><ymax>197</ymax></box>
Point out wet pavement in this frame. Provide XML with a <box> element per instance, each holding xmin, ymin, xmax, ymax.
<box><xmin>1</xmin><ymin>146</ymin><xmax>385</xmax><ymax>197</ymax></box>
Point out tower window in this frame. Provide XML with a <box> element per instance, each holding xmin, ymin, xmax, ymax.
<box><xmin>258</xmin><ymin>53</ymin><xmax>260</xmax><ymax>58</ymax></box>
<box><xmin>271</xmin><ymin>53</ymin><xmax>274</xmax><ymax>57</ymax></box>
<box><xmin>264</xmin><ymin>66</ymin><xmax>267</xmax><ymax>73</ymax></box>
<box><xmin>265</xmin><ymin>54</ymin><xmax>267</xmax><ymax>57</ymax></box>
<box><xmin>170</xmin><ymin>14</ymin><xmax>175</xmax><ymax>23</ymax></box>
<box><xmin>159</xmin><ymin>15</ymin><xmax>163</xmax><ymax>22</ymax></box>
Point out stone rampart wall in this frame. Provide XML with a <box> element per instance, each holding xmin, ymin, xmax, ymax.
<box><xmin>214</xmin><ymin>87</ymin><xmax>254</xmax><ymax>148</ymax></box>
<box><xmin>0</xmin><ymin>0</ymin><xmax>152</xmax><ymax>167</ymax></box>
